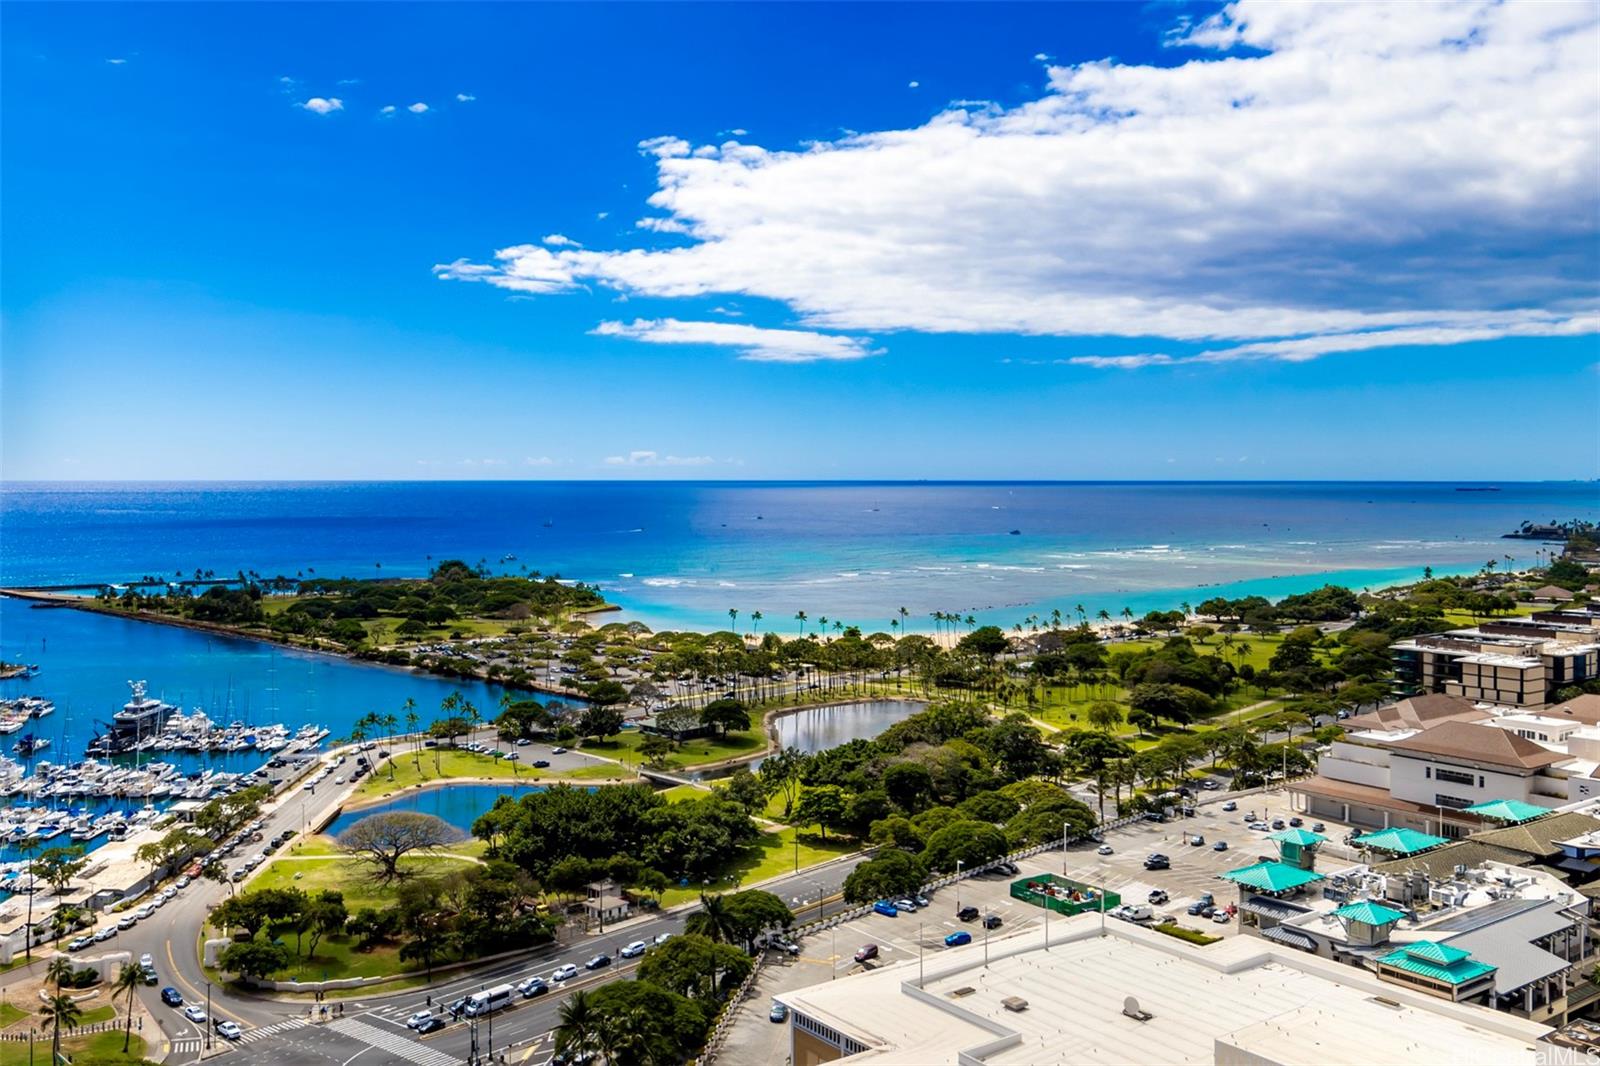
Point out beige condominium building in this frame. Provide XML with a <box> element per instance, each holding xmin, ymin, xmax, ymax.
<box><xmin>1391</xmin><ymin>610</ymin><xmax>1600</xmax><ymax>709</ymax></box>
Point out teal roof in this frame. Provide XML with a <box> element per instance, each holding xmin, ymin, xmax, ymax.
<box><xmin>1334</xmin><ymin>900</ymin><xmax>1406</xmax><ymax>926</ymax></box>
<box><xmin>1269</xmin><ymin>827</ymin><xmax>1327</xmax><ymax>846</ymax></box>
<box><xmin>1463</xmin><ymin>799</ymin><xmax>1548</xmax><ymax>824</ymax></box>
<box><xmin>1221</xmin><ymin>861</ymin><xmax>1325</xmax><ymax>893</ymax></box>
<box><xmin>1378</xmin><ymin>940</ymin><xmax>1496</xmax><ymax>986</ymax></box>
<box><xmin>1353</xmin><ymin>827</ymin><xmax>1448</xmax><ymax>855</ymax></box>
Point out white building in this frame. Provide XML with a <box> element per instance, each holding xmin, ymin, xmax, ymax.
<box><xmin>776</xmin><ymin>919</ymin><xmax>1559</xmax><ymax>1065</ymax></box>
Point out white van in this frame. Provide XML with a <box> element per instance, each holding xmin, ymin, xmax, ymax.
<box><xmin>464</xmin><ymin>983</ymin><xmax>517</xmax><ymax>1017</ymax></box>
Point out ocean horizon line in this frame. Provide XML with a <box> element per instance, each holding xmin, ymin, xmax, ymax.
<box><xmin>4</xmin><ymin>477</ymin><xmax>1594</xmax><ymax>489</ymax></box>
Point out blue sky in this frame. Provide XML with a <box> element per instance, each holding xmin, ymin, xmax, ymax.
<box><xmin>3</xmin><ymin>1</ymin><xmax>1597</xmax><ymax>481</ymax></box>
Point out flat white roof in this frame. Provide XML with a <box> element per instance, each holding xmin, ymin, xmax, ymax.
<box><xmin>778</xmin><ymin>920</ymin><xmax>1552</xmax><ymax>1065</ymax></box>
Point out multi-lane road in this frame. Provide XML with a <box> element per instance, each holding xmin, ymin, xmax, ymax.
<box><xmin>2</xmin><ymin>741</ymin><xmax>866</xmax><ymax>1066</ymax></box>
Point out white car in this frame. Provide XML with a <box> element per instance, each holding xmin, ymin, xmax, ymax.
<box><xmin>183</xmin><ymin>1005</ymin><xmax>208</xmax><ymax>1024</ymax></box>
<box><xmin>551</xmin><ymin>963</ymin><xmax>579</xmax><ymax>982</ymax></box>
<box><xmin>139</xmin><ymin>953</ymin><xmax>154</xmax><ymax>968</ymax></box>
<box><xmin>1096</xmin><ymin>844</ymin><xmax>1114</xmax><ymax>855</ymax></box>
<box><xmin>619</xmin><ymin>940</ymin><xmax>648</xmax><ymax>958</ymax></box>
<box><xmin>653</xmin><ymin>932</ymin><xmax>674</xmax><ymax>945</ymax></box>
<box><xmin>136</xmin><ymin>905</ymin><xmax>155</xmax><ymax>919</ymax></box>
<box><xmin>66</xmin><ymin>936</ymin><xmax>92</xmax><ymax>952</ymax></box>
<box><xmin>405</xmin><ymin>1010</ymin><xmax>433</xmax><ymax>1029</ymax></box>
<box><xmin>216</xmin><ymin>1021</ymin><xmax>243</xmax><ymax>1040</ymax></box>
<box><xmin>117</xmin><ymin>916</ymin><xmax>137</xmax><ymax>930</ymax></box>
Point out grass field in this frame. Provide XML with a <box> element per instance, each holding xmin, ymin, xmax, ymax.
<box><xmin>578</xmin><ymin>728</ymin><xmax>768</xmax><ymax>770</ymax></box>
<box><xmin>657</xmin><ymin>826</ymin><xmax>857</xmax><ymax>908</ymax></box>
<box><xmin>350</xmin><ymin>748</ymin><xmax>633</xmax><ymax>801</ymax></box>
<box><xmin>76</xmin><ymin>1006</ymin><xmax>116</xmax><ymax>1025</ymax></box>
<box><xmin>240</xmin><ymin>846</ymin><xmax>486</xmax><ymax>980</ymax></box>
<box><xmin>0</xmin><ymin>1033</ymin><xmax>151</xmax><ymax>1066</ymax></box>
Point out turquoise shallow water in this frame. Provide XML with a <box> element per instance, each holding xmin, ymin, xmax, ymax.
<box><xmin>2</xmin><ymin>481</ymin><xmax>1594</xmax><ymax>761</ymax></box>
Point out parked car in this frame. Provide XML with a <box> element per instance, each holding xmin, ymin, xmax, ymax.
<box><xmin>1212</xmin><ymin>909</ymin><xmax>1233</xmax><ymax>924</ymax></box>
<box><xmin>957</xmin><ymin>906</ymin><xmax>980</xmax><ymax>922</ymax></box>
<box><xmin>1148</xmin><ymin>889</ymin><xmax>1169</xmax><ymax>905</ymax></box>
<box><xmin>769</xmin><ymin>1002</ymin><xmax>789</xmax><ymax>1023</ymax></box>
<box><xmin>893</xmin><ymin>899</ymin><xmax>918</xmax><ymax>913</ymax></box>
<box><xmin>620</xmin><ymin>940</ymin><xmax>648</xmax><ymax>958</ymax></box>
<box><xmin>417</xmin><ymin>1017</ymin><xmax>446</xmax><ymax>1034</ymax></box>
<box><xmin>141</xmin><ymin>968</ymin><xmax>158</xmax><ymax>986</ymax></box>
<box><xmin>1189</xmin><ymin>835</ymin><xmax>1205</xmax><ymax>846</ymax></box>
<box><xmin>1096</xmin><ymin>844</ymin><xmax>1114</xmax><ymax>855</ymax></box>
<box><xmin>533</xmin><ymin>759</ymin><xmax>551</xmax><ymax>768</ymax></box>
<box><xmin>1222</xmin><ymin>800</ymin><xmax>1237</xmax><ymax>812</ymax></box>
<box><xmin>515</xmin><ymin>738</ymin><xmax>531</xmax><ymax>746</ymax></box>
<box><xmin>1289</xmin><ymin>817</ymin><xmax>1303</xmax><ymax>827</ymax></box>
<box><xmin>853</xmin><ymin>944</ymin><xmax>879</xmax><ymax>963</ymax></box>
<box><xmin>982</xmin><ymin>914</ymin><xmax>1003</xmax><ymax>930</ymax></box>
<box><xmin>944</xmin><ymin>931</ymin><xmax>972</xmax><ymax>947</ymax></box>
<box><xmin>585</xmin><ymin>953</ymin><xmax>612</xmax><ymax>970</ymax></box>
<box><xmin>1271</xmin><ymin>819</ymin><xmax>1286</xmax><ymax>830</ymax></box>
<box><xmin>552</xmin><ymin>964</ymin><xmax>579</xmax><ymax>982</ymax></box>
<box><xmin>913</xmin><ymin>894</ymin><xmax>932</xmax><ymax>908</ymax></box>
<box><xmin>406</xmin><ymin>1011</ymin><xmax>434</xmax><ymax>1030</ymax></box>
<box><xmin>872</xmin><ymin>900</ymin><xmax>900</xmax><ymax>917</ymax></box>
<box><xmin>1143</xmin><ymin>856</ymin><xmax>1170</xmax><ymax>871</ymax></box>
<box><xmin>653</xmin><ymin>932</ymin><xmax>674</xmax><ymax>945</ymax></box>
<box><xmin>117</xmin><ymin>916</ymin><xmax>137</xmax><ymax>930</ymax></box>
<box><xmin>552</xmin><ymin>747</ymin><xmax>569</xmax><ymax>755</ymax></box>
<box><xmin>1312</xmin><ymin>822</ymin><xmax>1326</xmax><ymax>833</ymax></box>
<box><xmin>1249</xmin><ymin>821</ymin><xmax>1271</xmax><ymax>831</ymax></box>
<box><xmin>216</xmin><ymin>1021</ymin><xmax>243</xmax><ymax>1041</ymax></box>
<box><xmin>518</xmin><ymin>977</ymin><xmax>548</xmax><ymax>998</ymax></box>
<box><xmin>1213</xmin><ymin>840</ymin><xmax>1229</xmax><ymax>851</ymax></box>
<box><xmin>93</xmin><ymin>926</ymin><xmax>116</xmax><ymax>942</ymax></box>
<box><xmin>183</xmin><ymin>1005</ymin><xmax>208</xmax><ymax>1024</ymax></box>
<box><xmin>161</xmin><ymin>987</ymin><xmax>183</xmax><ymax>1007</ymax></box>
<box><xmin>66</xmin><ymin>936</ymin><xmax>92</xmax><ymax>952</ymax></box>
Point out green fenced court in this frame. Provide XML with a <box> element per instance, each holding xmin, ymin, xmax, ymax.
<box><xmin>1010</xmin><ymin>873</ymin><xmax>1120</xmax><ymax>916</ymax></box>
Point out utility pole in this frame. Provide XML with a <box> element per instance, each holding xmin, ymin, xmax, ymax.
<box><xmin>205</xmin><ymin>982</ymin><xmax>213</xmax><ymax>1049</ymax></box>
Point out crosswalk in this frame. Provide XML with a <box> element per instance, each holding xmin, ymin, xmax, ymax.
<box><xmin>238</xmin><ymin>1017</ymin><xmax>309</xmax><ymax>1044</ymax></box>
<box><xmin>170</xmin><ymin>1037</ymin><xmax>203</xmax><ymax>1055</ymax></box>
<box><xmin>327</xmin><ymin>1017</ymin><xmax>464</xmax><ymax>1066</ymax></box>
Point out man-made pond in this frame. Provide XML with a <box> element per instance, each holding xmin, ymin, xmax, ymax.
<box><xmin>327</xmin><ymin>783</ymin><xmax>545</xmax><ymax>836</ymax></box>
<box><xmin>771</xmin><ymin>699</ymin><xmax>924</xmax><ymax>754</ymax></box>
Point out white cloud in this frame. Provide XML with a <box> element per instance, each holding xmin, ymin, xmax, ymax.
<box><xmin>106</xmin><ymin>58</ymin><xmax>127</xmax><ymax>65</ymax></box>
<box><xmin>379</xmin><ymin>105</ymin><xmax>397</xmax><ymax>116</ymax></box>
<box><xmin>433</xmin><ymin>246</ymin><xmax>577</xmax><ymax>294</ymax></box>
<box><xmin>441</xmin><ymin>1</ymin><xmax>1598</xmax><ymax>366</ymax></box>
<box><xmin>298</xmin><ymin>97</ymin><xmax>344</xmax><ymax>115</ymax></box>
<box><xmin>542</xmin><ymin>234</ymin><xmax>580</xmax><ymax>248</ymax></box>
<box><xmin>1067</xmin><ymin>354</ymin><xmax>1176</xmax><ymax>370</ymax></box>
<box><xmin>591</xmin><ymin>318</ymin><xmax>879</xmax><ymax>363</ymax></box>
<box><xmin>337</xmin><ymin>78</ymin><xmax>361</xmax><ymax>86</ymax></box>
<box><xmin>407</xmin><ymin>102</ymin><xmax>429</xmax><ymax>114</ymax></box>
<box><xmin>524</xmin><ymin>456</ymin><xmax>558</xmax><ymax>467</ymax></box>
<box><xmin>602</xmin><ymin>450</ymin><xmax>716</xmax><ymax>467</ymax></box>
<box><xmin>456</xmin><ymin>92</ymin><xmax>476</xmax><ymax>103</ymax></box>
<box><xmin>908</xmin><ymin>80</ymin><xmax>920</xmax><ymax>88</ymax></box>
<box><xmin>1033</xmin><ymin>53</ymin><xmax>1050</xmax><ymax>62</ymax></box>
<box><xmin>596</xmin><ymin>211</ymin><xmax>610</xmax><ymax>220</ymax></box>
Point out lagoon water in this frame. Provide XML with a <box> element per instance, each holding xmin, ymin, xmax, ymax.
<box><xmin>326</xmin><ymin>782</ymin><xmax>546</xmax><ymax>836</ymax></box>
<box><xmin>772</xmin><ymin>699</ymin><xmax>924</xmax><ymax>755</ymax></box>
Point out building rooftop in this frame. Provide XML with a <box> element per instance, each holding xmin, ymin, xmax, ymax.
<box><xmin>1220</xmin><ymin>860</ymin><xmax>1325</xmax><ymax>893</ymax></box>
<box><xmin>1343</xmin><ymin>692</ymin><xmax>1490</xmax><ymax>732</ymax></box>
<box><xmin>776</xmin><ymin>921</ymin><xmax>1553</xmax><ymax>1065</ymax></box>
<box><xmin>1388</xmin><ymin>720</ymin><xmax>1568</xmax><ymax>770</ymax></box>
<box><xmin>1335</xmin><ymin>900</ymin><xmax>1407</xmax><ymax>926</ymax></box>
<box><xmin>1354</xmin><ymin>826</ymin><xmax>1449</xmax><ymax>855</ymax></box>
<box><xmin>1377</xmin><ymin>940</ymin><xmax>1497</xmax><ymax>985</ymax></box>
<box><xmin>1465</xmin><ymin>799</ymin><xmax>1552</xmax><ymax>824</ymax></box>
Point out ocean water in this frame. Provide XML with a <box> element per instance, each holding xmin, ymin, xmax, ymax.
<box><xmin>1</xmin><ymin>481</ymin><xmax>1595</xmax><ymax>766</ymax></box>
<box><xmin>3</xmin><ymin>481</ymin><xmax>1594</xmax><ymax>633</ymax></box>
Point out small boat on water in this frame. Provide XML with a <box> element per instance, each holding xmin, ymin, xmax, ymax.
<box><xmin>12</xmin><ymin>736</ymin><xmax>48</xmax><ymax>758</ymax></box>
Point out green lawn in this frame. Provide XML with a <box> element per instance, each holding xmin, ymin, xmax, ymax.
<box><xmin>658</xmin><ymin>826</ymin><xmax>857</xmax><ymax>908</ymax></box>
<box><xmin>351</xmin><ymin>748</ymin><xmax>632</xmax><ymax>801</ymax></box>
<box><xmin>0</xmin><ymin>1001</ymin><xmax>25</xmax><ymax>1027</ymax></box>
<box><xmin>76</xmin><ymin>1005</ymin><xmax>116</xmax><ymax>1025</ymax></box>
<box><xmin>236</xmin><ymin>849</ymin><xmax>488</xmax><ymax>981</ymax></box>
<box><xmin>659</xmin><ymin>784</ymin><xmax>713</xmax><ymax>803</ymax></box>
<box><xmin>579</xmin><ymin>727</ymin><xmax>768</xmax><ymax>770</ymax></box>
<box><xmin>0</xmin><ymin>1032</ymin><xmax>152</xmax><ymax>1066</ymax></box>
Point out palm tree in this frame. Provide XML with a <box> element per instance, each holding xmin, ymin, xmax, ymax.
<box><xmin>750</xmin><ymin>610</ymin><xmax>763</xmax><ymax>636</ymax></box>
<box><xmin>728</xmin><ymin>608</ymin><xmax>739</xmax><ymax>635</ymax></box>
<box><xmin>113</xmin><ymin>962</ymin><xmax>142</xmax><ymax>1052</ymax></box>
<box><xmin>794</xmin><ymin>611</ymin><xmax>807</xmax><ymax>637</ymax></box>
<box><xmin>685</xmin><ymin>892</ymin><xmax>735</xmax><ymax>943</ymax></box>
<box><xmin>41</xmin><ymin>992</ymin><xmax>82</xmax><ymax>1064</ymax></box>
<box><xmin>898</xmin><ymin>606</ymin><xmax>909</xmax><ymax>638</ymax></box>
<box><xmin>382</xmin><ymin>712</ymin><xmax>400</xmax><ymax>779</ymax></box>
<box><xmin>554</xmin><ymin>990</ymin><xmax>600</xmax><ymax>1060</ymax></box>
<box><xmin>404</xmin><ymin>699</ymin><xmax>420</xmax><ymax>770</ymax></box>
<box><xmin>1097</xmin><ymin>609</ymin><xmax>1111</xmax><ymax>626</ymax></box>
<box><xmin>46</xmin><ymin>954</ymin><xmax>74</xmax><ymax>992</ymax></box>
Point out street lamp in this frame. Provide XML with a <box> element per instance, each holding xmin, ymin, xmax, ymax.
<box><xmin>955</xmin><ymin>860</ymin><xmax>963</xmax><ymax>913</ymax></box>
<box><xmin>205</xmin><ymin>981</ymin><xmax>212</xmax><ymax>1049</ymax></box>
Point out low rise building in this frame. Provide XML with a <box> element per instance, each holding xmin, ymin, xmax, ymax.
<box><xmin>775</xmin><ymin>919</ymin><xmax>1559</xmax><ymax>1065</ymax></box>
<box><xmin>1391</xmin><ymin>617</ymin><xmax>1600</xmax><ymax>708</ymax></box>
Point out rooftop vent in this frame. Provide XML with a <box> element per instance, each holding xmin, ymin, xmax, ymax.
<box><xmin>1002</xmin><ymin>997</ymin><xmax>1029</xmax><ymax>1013</ymax></box>
<box><xmin>950</xmin><ymin>986</ymin><xmax>976</xmax><ymax>998</ymax></box>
